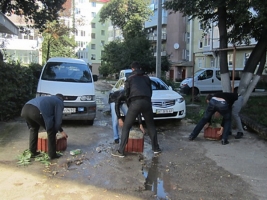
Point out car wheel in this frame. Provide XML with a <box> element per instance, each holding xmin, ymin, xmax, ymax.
<box><xmin>189</xmin><ymin>87</ymin><xmax>199</xmax><ymax>96</ymax></box>
<box><xmin>85</xmin><ymin>120</ymin><xmax>94</xmax><ymax>125</ymax></box>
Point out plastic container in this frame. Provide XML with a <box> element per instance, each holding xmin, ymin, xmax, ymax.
<box><xmin>70</xmin><ymin>149</ymin><xmax>82</xmax><ymax>155</ymax></box>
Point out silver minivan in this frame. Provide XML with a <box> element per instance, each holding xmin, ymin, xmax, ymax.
<box><xmin>36</xmin><ymin>57</ymin><xmax>98</xmax><ymax>125</ymax></box>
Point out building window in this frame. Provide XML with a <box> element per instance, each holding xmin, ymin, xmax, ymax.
<box><xmin>101</xmin><ymin>40</ymin><xmax>105</xmax><ymax>46</ymax></box>
<box><xmin>199</xmin><ymin>22</ymin><xmax>204</xmax><ymax>30</ymax></box>
<box><xmin>228</xmin><ymin>54</ymin><xmax>233</xmax><ymax>66</ymax></box>
<box><xmin>91</xmin><ymin>12</ymin><xmax>96</xmax><ymax>17</ymax></box>
<box><xmin>92</xmin><ymin>2</ymin><xmax>96</xmax><ymax>7</ymax></box>
<box><xmin>203</xmin><ymin>33</ymin><xmax>210</xmax><ymax>46</ymax></box>
<box><xmin>91</xmin><ymin>44</ymin><xmax>96</xmax><ymax>49</ymax></box>
<box><xmin>101</xmin><ymin>30</ymin><xmax>105</xmax><ymax>36</ymax></box>
<box><xmin>91</xmin><ymin>33</ymin><xmax>96</xmax><ymax>39</ymax></box>
<box><xmin>91</xmin><ymin>54</ymin><xmax>96</xmax><ymax>60</ymax></box>
<box><xmin>91</xmin><ymin>23</ymin><xmax>96</xmax><ymax>28</ymax></box>
<box><xmin>81</xmin><ymin>30</ymin><xmax>85</xmax><ymax>37</ymax></box>
<box><xmin>199</xmin><ymin>40</ymin><xmax>203</xmax><ymax>49</ymax></box>
<box><xmin>244</xmin><ymin>53</ymin><xmax>250</xmax><ymax>66</ymax></box>
<box><xmin>75</xmin><ymin>8</ymin><xmax>81</xmax><ymax>15</ymax></box>
<box><xmin>198</xmin><ymin>58</ymin><xmax>203</xmax><ymax>68</ymax></box>
<box><xmin>186</xmin><ymin>32</ymin><xmax>190</xmax><ymax>43</ymax></box>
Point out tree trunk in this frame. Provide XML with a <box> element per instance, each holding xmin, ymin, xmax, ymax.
<box><xmin>217</xmin><ymin>6</ymin><xmax>231</xmax><ymax>92</ymax></box>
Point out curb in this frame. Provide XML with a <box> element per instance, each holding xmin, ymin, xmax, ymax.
<box><xmin>240</xmin><ymin>114</ymin><xmax>267</xmax><ymax>139</ymax></box>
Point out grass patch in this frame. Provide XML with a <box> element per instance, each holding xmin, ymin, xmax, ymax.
<box><xmin>184</xmin><ymin>95</ymin><xmax>267</xmax><ymax>127</ymax></box>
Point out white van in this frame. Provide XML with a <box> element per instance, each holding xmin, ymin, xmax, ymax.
<box><xmin>36</xmin><ymin>57</ymin><xmax>98</xmax><ymax>125</ymax></box>
<box><xmin>180</xmin><ymin>68</ymin><xmax>243</xmax><ymax>95</ymax></box>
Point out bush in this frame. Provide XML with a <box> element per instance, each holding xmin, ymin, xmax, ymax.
<box><xmin>0</xmin><ymin>61</ymin><xmax>42</xmax><ymax>121</ymax></box>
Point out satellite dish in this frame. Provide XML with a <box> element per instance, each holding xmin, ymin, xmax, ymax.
<box><xmin>174</xmin><ymin>43</ymin><xmax>179</xmax><ymax>49</ymax></box>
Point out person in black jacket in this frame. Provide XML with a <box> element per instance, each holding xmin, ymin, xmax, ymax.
<box><xmin>21</xmin><ymin>94</ymin><xmax>68</xmax><ymax>159</ymax></box>
<box><xmin>188</xmin><ymin>92</ymin><xmax>238</xmax><ymax>145</ymax></box>
<box><xmin>112</xmin><ymin>61</ymin><xmax>161</xmax><ymax>158</ymax></box>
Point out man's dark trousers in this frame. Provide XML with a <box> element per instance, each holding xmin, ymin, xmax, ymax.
<box><xmin>119</xmin><ymin>98</ymin><xmax>159</xmax><ymax>153</ymax></box>
<box><xmin>21</xmin><ymin>104</ymin><xmax>57</xmax><ymax>157</ymax></box>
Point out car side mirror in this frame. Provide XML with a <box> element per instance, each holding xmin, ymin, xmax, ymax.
<box><xmin>93</xmin><ymin>74</ymin><xmax>98</xmax><ymax>82</ymax></box>
<box><xmin>168</xmin><ymin>86</ymin><xmax>173</xmax><ymax>90</ymax></box>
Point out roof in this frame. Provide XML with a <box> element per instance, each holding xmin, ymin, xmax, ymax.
<box><xmin>47</xmin><ymin>57</ymin><xmax>87</xmax><ymax>64</ymax></box>
<box><xmin>0</xmin><ymin>12</ymin><xmax>19</xmax><ymax>35</ymax></box>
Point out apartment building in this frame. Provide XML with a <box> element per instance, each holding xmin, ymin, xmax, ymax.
<box><xmin>62</xmin><ymin>0</ymin><xmax>110</xmax><ymax>75</ymax></box>
<box><xmin>0</xmin><ymin>13</ymin><xmax>40</xmax><ymax>64</ymax></box>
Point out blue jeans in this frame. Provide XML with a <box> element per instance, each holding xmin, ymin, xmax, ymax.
<box><xmin>110</xmin><ymin>102</ymin><xmax>128</xmax><ymax>140</ymax></box>
<box><xmin>231</xmin><ymin>95</ymin><xmax>244</xmax><ymax>133</ymax></box>
<box><xmin>191</xmin><ymin>98</ymin><xmax>231</xmax><ymax>140</ymax></box>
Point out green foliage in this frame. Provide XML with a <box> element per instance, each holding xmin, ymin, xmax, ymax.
<box><xmin>35</xmin><ymin>152</ymin><xmax>51</xmax><ymax>166</ymax></box>
<box><xmin>17</xmin><ymin>149</ymin><xmax>32</xmax><ymax>166</ymax></box>
<box><xmin>0</xmin><ymin>0</ymin><xmax>67</xmax><ymax>31</ymax></box>
<box><xmin>0</xmin><ymin>61</ymin><xmax>42</xmax><ymax>121</ymax></box>
<box><xmin>99</xmin><ymin>0</ymin><xmax>152</xmax><ymax>39</ymax></box>
<box><xmin>42</xmin><ymin>21</ymin><xmax>77</xmax><ymax>62</ymax></box>
<box><xmin>100</xmin><ymin>35</ymin><xmax>170</xmax><ymax>76</ymax></box>
<box><xmin>17</xmin><ymin>149</ymin><xmax>53</xmax><ymax>167</ymax></box>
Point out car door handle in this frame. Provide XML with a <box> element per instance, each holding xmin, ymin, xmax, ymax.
<box><xmin>212</xmin><ymin>79</ymin><xmax>214</xmax><ymax>83</ymax></box>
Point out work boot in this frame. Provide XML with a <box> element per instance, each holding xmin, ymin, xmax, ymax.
<box><xmin>235</xmin><ymin>132</ymin><xmax>243</xmax><ymax>139</ymax></box>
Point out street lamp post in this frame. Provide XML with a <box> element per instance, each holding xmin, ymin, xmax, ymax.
<box><xmin>156</xmin><ymin>0</ymin><xmax>162</xmax><ymax>78</ymax></box>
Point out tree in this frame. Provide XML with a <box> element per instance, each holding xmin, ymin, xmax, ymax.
<box><xmin>0</xmin><ymin>0</ymin><xmax>67</xmax><ymax>31</ymax></box>
<box><xmin>99</xmin><ymin>0</ymin><xmax>152</xmax><ymax>39</ymax></box>
<box><xmin>164</xmin><ymin>0</ymin><xmax>267</xmax><ymax>105</ymax></box>
<box><xmin>42</xmin><ymin>20</ymin><xmax>76</xmax><ymax>62</ymax></box>
<box><xmin>99</xmin><ymin>0</ymin><xmax>170</xmax><ymax>75</ymax></box>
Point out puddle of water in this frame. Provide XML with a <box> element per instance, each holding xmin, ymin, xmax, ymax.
<box><xmin>142</xmin><ymin>157</ymin><xmax>169</xmax><ymax>199</ymax></box>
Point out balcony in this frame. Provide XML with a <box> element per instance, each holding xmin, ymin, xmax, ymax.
<box><xmin>148</xmin><ymin>33</ymin><xmax>167</xmax><ymax>41</ymax></box>
<box><xmin>153</xmin><ymin>51</ymin><xmax>167</xmax><ymax>57</ymax></box>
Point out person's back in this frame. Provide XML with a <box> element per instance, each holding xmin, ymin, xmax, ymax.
<box><xmin>125</xmin><ymin>69</ymin><xmax>152</xmax><ymax>102</ymax></box>
<box><xmin>111</xmin><ymin>61</ymin><xmax>161</xmax><ymax>158</ymax></box>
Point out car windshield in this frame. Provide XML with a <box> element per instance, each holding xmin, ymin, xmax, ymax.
<box><xmin>151</xmin><ymin>78</ymin><xmax>169</xmax><ymax>90</ymax></box>
<box><xmin>187</xmin><ymin>69</ymin><xmax>205</xmax><ymax>78</ymax></box>
<box><xmin>41</xmin><ymin>62</ymin><xmax>92</xmax><ymax>83</ymax></box>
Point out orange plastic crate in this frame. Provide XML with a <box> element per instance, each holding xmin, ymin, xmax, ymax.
<box><xmin>204</xmin><ymin>126</ymin><xmax>222</xmax><ymax>140</ymax></box>
<box><xmin>37</xmin><ymin>132</ymin><xmax>67</xmax><ymax>152</ymax></box>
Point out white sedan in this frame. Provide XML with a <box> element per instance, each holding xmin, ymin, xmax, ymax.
<box><xmin>111</xmin><ymin>76</ymin><xmax>186</xmax><ymax>120</ymax></box>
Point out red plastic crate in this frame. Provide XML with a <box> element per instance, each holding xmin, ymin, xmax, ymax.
<box><xmin>124</xmin><ymin>129</ymin><xmax>144</xmax><ymax>153</ymax></box>
<box><xmin>204</xmin><ymin>126</ymin><xmax>222</xmax><ymax>140</ymax></box>
<box><xmin>37</xmin><ymin>132</ymin><xmax>67</xmax><ymax>152</ymax></box>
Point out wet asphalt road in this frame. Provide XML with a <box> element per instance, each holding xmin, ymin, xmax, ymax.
<box><xmin>0</xmin><ymin>80</ymin><xmax>266</xmax><ymax>200</ymax></box>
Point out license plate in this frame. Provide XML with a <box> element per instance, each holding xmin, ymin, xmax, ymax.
<box><xmin>63</xmin><ymin>108</ymin><xmax>76</xmax><ymax>113</ymax></box>
<box><xmin>156</xmin><ymin>109</ymin><xmax>173</xmax><ymax>114</ymax></box>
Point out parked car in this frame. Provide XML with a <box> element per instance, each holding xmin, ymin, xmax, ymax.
<box><xmin>119</xmin><ymin>69</ymin><xmax>132</xmax><ymax>79</ymax></box>
<box><xmin>111</xmin><ymin>76</ymin><xmax>186</xmax><ymax>120</ymax></box>
<box><xmin>36</xmin><ymin>57</ymin><xmax>98</xmax><ymax>125</ymax></box>
<box><xmin>180</xmin><ymin>67</ymin><xmax>243</xmax><ymax>95</ymax></box>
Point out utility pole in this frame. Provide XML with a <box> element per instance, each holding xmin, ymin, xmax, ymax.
<box><xmin>156</xmin><ymin>0</ymin><xmax>162</xmax><ymax>78</ymax></box>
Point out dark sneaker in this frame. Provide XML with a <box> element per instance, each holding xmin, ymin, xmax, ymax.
<box><xmin>49</xmin><ymin>153</ymin><xmax>62</xmax><ymax>160</ymax></box>
<box><xmin>235</xmin><ymin>132</ymin><xmax>243</xmax><ymax>139</ymax></box>
<box><xmin>153</xmin><ymin>148</ymin><xmax>162</xmax><ymax>154</ymax></box>
<box><xmin>111</xmin><ymin>150</ymin><xmax>125</xmax><ymax>158</ymax></box>
<box><xmin>188</xmin><ymin>134</ymin><xmax>195</xmax><ymax>141</ymax></box>
<box><xmin>221</xmin><ymin>139</ymin><xmax>229</xmax><ymax>145</ymax></box>
<box><xmin>114</xmin><ymin>139</ymin><xmax>119</xmax><ymax>144</ymax></box>
<box><xmin>30</xmin><ymin>151</ymin><xmax>41</xmax><ymax>158</ymax></box>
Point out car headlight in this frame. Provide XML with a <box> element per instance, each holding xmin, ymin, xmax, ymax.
<box><xmin>80</xmin><ymin>95</ymin><xmax>95</xmax><ymax>101</ymax></box>
<box><xmin>176</xmin><ymin>97</ymin><xmax>184</xmax><ymax>103</ymax></box>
